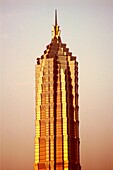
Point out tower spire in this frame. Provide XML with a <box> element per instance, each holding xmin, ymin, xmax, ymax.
<box><xmin>55</xmin><ymin>9</ymin><xmax>57</xmax><ymax>26</ymax></box>
<box><xmin>52</xmin><ymin>9</ymin><xmax>61</xmax><ymax>40</ymax></box>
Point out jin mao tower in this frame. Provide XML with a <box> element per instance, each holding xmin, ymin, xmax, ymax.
<box><xmin>34</xmin><ymin>10</ymin><xmax>81</xmax><ymax>170</ymax></box>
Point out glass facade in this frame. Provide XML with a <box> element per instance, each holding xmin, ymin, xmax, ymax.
<box><xmin>34</xmin><ymin>10</ymin><xmax>81</xmax><ymax>170</ymax></box>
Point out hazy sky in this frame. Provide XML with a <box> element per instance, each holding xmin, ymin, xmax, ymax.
<box><xmin>1</xmin><ymin>0</ymin><xmax>113</xmax><ymax>170</ymax></box>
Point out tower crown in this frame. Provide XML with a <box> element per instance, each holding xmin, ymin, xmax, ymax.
<box><xmin>52</xmin><ymin>10</ymin><xmax>61</xmax><ymax>40</ymax></box>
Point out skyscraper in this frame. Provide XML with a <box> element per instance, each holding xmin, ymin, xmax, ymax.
<box><xmin>34</xmin><ymin>10</ymin><xmax>81</xmax><ymax>170</ymax></box>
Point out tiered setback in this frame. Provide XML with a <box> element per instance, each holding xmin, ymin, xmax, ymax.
<box><xmin>34</xmin><ymin>36</ymin><xmax>81</xmax><ymax>170</ymax></box>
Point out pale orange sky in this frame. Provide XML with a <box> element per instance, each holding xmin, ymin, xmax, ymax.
<box><xmin>1</xmin><ymin>0</ymin><xmax>113</xmax><ymax>170</ymax></box>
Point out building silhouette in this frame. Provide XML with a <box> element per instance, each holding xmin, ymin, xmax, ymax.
<box><xmin>34</xmin><ymin>10</ymin><xmax>81</xmax><ymax>170</ymax></box>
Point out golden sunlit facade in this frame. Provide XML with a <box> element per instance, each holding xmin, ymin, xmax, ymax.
<box><xmin>34</xmin><ymin>10</ymin><xmax>81</xmax><ymax>170</ymax></box>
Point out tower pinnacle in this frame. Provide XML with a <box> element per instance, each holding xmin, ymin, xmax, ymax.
<box><xmin>52</xmin><ymin>10</ymin><xmax>61</xmax><ymax>40</ymax></box>
<box><xmin>55</xmin><ymin>9</ymin><xmax>57</xmax><ymax>26</ymax></box>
